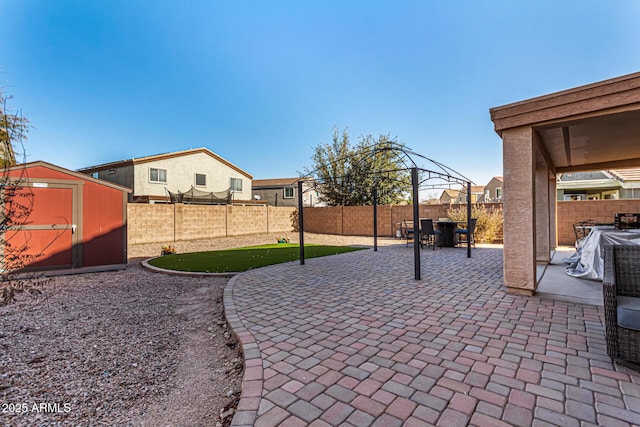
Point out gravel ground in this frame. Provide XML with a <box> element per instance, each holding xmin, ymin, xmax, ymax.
<box><xmin>0</xmin><ymin>262</ymin><xmax>241</xmax><ymax>427</ymax></box>
<box><xmin>1</xmin><ymin>233</ymin><xmax>400</xmax><ymax>426</ymax></box>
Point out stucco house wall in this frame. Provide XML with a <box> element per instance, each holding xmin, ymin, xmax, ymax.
<box><xmin>79</xmin><ymin>148</ymin><xmax>252</xmax><ymax>203</ymax></box>
<box><xmin>134</xmin><ymin>151</ymin><xmax>251</xmax><ymax>201</ymax></box>
<box><xmin>252</xmin><ymin>178</ymin><xmax>324</xmax><ymax>207</ymax></box>
<box><xmin>96</xmin><ymin>165</ymin><xmax>134</xmax><ymax>193</ymax></box>
<box><xmin>483</xmin><ymin>177</ymin><xmax>503</xmax><ymax>202</ymax></box>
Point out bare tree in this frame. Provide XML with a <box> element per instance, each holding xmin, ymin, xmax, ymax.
<box><xmin>1</xmin><ymin>89</ymin><xmax>48</xmax><ymax>306</ymax></box>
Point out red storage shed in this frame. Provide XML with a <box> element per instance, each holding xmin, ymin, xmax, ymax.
<box><xmin>2</xmin><ymin>161</ymin><xmax>130</xmax><ymax>272</ymax></box>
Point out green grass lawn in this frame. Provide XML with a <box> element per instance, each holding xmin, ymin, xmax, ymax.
<box><xmin>147</xmin><ymin>243</ymin><xmax>367</xmax><ymax>273</ymax></box>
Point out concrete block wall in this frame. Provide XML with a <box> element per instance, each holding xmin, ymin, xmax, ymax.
<box><xmin>128</xmin><ymin>204</ymin><xmax>296</xmax><ymax>244</ymax></box>
<box><xmin>127</xmin><ymin>200</ymin><xmax>640</xmax><ymax>247</ymax></box>
<box><xmin>302</xmin><ymin>204</ymin><xmax>449</xmax><ymax>237</ymax></box>
<box><xmin>268</xmin><ymin>206</ymin><xmax>296</xmax><ymax>235</ymax></box>
<box><xmin>128</xmin><ymin>204</ymin><xmax>175</xmax><ymax>244</ymax></box>
<box><xmin>557</xmin><ymin>199</ymin><xmax>640</xmax><ymax>245</ymax></box>
<box><xmin>226</xmin><ymin>205</ymin><xmax>268</xmax><ymax>236</ymax></box>
<box><xmin>275</xmin><ymin>200</ymin><xmax>633</xmax><ymax>246</ymax></box>
<box><xmin>176</xmin><ymin>204</ymin><xmax>227</xmax><ymax>241</ymax></box>
<box><xmin>303</xmin><ymin>206</ymin><xmax>343</xmax><ymax>235</ymax></box>
<box><xmin>343</xmin><ymin>206</ymin><xmax>376</xmax><ymax>236</ymax></box>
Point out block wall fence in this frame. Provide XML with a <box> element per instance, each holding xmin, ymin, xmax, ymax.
<box><xmin>556</xmin><ymin>199</ymin><xmax>640</xmax><ymax>246</ymax></box>
<box><xmin>302</xmin><ymin>200</ymin><xmax>640</xmax><ymax>246</ymax></box>
<box><xmin>127</xmin><ymin>204</ymin><xmax>296</xmax><ymax>244</ymax></box>
<box><xmin>301</xmin><ymin>204</ymin><xmax>498</xmax><ymax>238</ymax></box>
<box><xmin>127</xmin><ymin>200</ymin><xmax>640</xmax><ymax>247</ymax></box>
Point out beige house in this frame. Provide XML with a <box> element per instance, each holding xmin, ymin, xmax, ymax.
<box><xmin>482</xmin><ymin>177</ymin><xmax>503</xmax><ymax>203</ymax></box>
<box><xmin>439</xmin><ymin>189</ymin><xmax>460</xmax><ymax>204</ymax></box>
<box><xmin>439</xmin><ymin>184</ymin><xmax>493</xmax><ymax>204</ymax></box>
<box><xmin>557</xmin><ymin>168</ymin><xmax>640</xmax><ymax>200</ymax></box>
<box><xmin>490</xmin><ymin>72</ymin><xmax>640</xmax><ymax>296</ymax></box>
<box><xmin>79</xmin><ymin>148</ymin><xmax>253</xmax><ymax>203</ymax></box>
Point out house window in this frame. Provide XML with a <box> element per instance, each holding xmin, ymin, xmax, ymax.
<box><xmin>564</xmin><ymin>194</ymin><xmax>586</xmax><ymax>201</ymax></box>
<box><xmin>495</xmin><ymin>187</ymin><xmax>502</xmax><ymax>199</ymax></box>
<box><xmin>284</xmin><ymin>187</ymin><xmax>294</xmax><ymax>198</ymax></box>
<box><xmin>603</xmin><ymin>190</ymin><xmax>619</xmax><ymax>200</ymax></box>
<box><xmin>150</xmin><ymin>168</ymin><xmax>167</xmax><ymax>183</ymax></box>
<box><xmin>195</xmin><ymin>173</ymin><xmax>206</xmax><ymax>187</ymax></box>
<box><xmin>230</xmin><ymin>177</ymin><xmax>243</xmax><ymax>192</ymax></box>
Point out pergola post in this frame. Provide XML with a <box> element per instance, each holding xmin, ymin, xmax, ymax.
<box><xmin>467</xmin><ymin>180</ymin><xmax>472</xmax><ymax>258</ymax></box>
<box><xmin>298</xmin><ymin>180</ymin><xmax>305</xmax><ymax>265</ymax></box>
<box><xmin>373</xmin><ymin>188</ymin><xmax>378</xmax><ymax>252</ymax></box>
<box><xmin>412</xmin><ymin>167</ymin><xmax>421</xmax><ymax>280</ymax></box>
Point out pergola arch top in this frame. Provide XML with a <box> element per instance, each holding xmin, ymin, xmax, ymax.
<box><xmin>296</xmin><ymin>142</ymin><xmax>475</xmax><ymax>279</ymax></box>
<box><xmin>299</xmin><ymin>141</ymin><xmax>474</xmax><ymax>197</ymax></box>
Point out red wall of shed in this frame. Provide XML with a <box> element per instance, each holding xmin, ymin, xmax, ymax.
<box><xmin>82</xmin><ymin>180</ymin><xmax>126</xmax><ymax>266</ymax></box>
<box><xmin>7</xmin><ymin>164</ymin><xmax>126</xmax><ymax>268</ymax></box>
<box><xmin>8</xmin><ymin>165</ymin><xmax>73</xmax><ymax>180</ymax></box>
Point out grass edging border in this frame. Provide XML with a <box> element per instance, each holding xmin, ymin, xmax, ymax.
<box><xmin>141</xmin><ymin>258</ymin><xmax>239</xmax><ymax>277</ymax></box>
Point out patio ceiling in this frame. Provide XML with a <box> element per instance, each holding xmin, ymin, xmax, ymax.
<box><xmin>491</xmin><ymin>71</ymin><xmax>640</xmax><ymax>173</ymax></box>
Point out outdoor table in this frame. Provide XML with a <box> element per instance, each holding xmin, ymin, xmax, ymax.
<box><xmin>434</xmin><ymin>221</ymin><xmax>465</xmax><ymax>247</ymax></box>
<box><xmin>564</xmin><ymin>225</ymin><xmax>640</xmax><ymax>280</ymax></box>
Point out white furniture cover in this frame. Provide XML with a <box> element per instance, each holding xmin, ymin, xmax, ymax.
<box><xmin>564</xmin><ymin>226</ymin><xmax>640</xmax><ymax>281</ymax></box>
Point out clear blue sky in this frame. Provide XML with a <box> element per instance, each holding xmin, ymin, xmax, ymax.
<box><xmin>2</xmin><ymin>1</ymin><xmax>639</xmax><ymax>188</ymax></box>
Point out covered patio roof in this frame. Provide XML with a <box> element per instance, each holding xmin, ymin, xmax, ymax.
<box><xmin>490</xmin><ymin>71</ymin><xmax>640</xmax><ymax>294</ymax></box>
<box><xmin>492</xmin><ymin>71</ymin><xmax>640</xmax><ymax>172</ymax></box>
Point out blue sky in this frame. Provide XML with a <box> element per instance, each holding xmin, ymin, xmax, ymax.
<box><xmin>1</xmin><ymin>1</ymin><xmax>639</xmax><ymax>189</ymax></box>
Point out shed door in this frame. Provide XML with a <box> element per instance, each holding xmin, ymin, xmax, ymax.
<box><xmin>4</xmin><ymin>184</ymin><xmax>79</xmax><ymax>270</ymax></box>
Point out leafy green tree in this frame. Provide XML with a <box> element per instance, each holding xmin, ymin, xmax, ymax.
<box><xmin>308</xmin><ymin>127</ymin><xmax>411</xmax><ymax>206</ymax></box>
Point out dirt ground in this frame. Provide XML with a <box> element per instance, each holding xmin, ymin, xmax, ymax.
<box><xmin>0</xmin><ymin>262</ymin><xmax>241</xmax><ymax>427</ymax></box>
<box><xmin>0</xmin><ymin>233</ymin><xmax>399</xmax><ymax>426</ymax></box>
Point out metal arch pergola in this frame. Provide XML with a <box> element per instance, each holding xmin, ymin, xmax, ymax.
<box><xmin>296</xmin><ymin>142</ymin><xmax>474</xmax><ymax>280</ymax></box>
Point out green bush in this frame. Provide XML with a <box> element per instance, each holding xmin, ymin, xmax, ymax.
<box><xmin>448</xmin><ymin>204</ymin><xmax>503</xmax><ymax>244</ymax></box>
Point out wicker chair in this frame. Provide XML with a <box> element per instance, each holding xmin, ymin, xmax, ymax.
<box><xmin>603</xmin><ymin>245</ymin><xmax>640</xmax><ymax>366</ymax></box>
<box><xmin>401</xmin><ymin>220</ymin><xmax>416</xmax><ymax>247</ymax></box>
<box><xmin>420</xmin><ymin>218</ymin><xmax>442</xmax><ymax>250</ymax></box>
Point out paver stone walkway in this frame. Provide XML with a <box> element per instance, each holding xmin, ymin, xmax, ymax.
<box><xmin>225</xmin><ymin>245</ymin><xmax>640</xmax><ymax>426</ymax></box>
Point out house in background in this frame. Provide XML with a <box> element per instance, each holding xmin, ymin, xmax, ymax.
<box><xmin>252</xmin><ymin>178</ymin><xmax>324</xmax><ymax>207</ymax></box>
<box><xmin>438</xmin><ymin>181</ymin><xmax>499</xmax><ymax>204</ymax></box>
<box><xmin>439</xmin><ymin>189</ymin><xmax>460</xmax><ymax>204</ymax></box>
<box><xmin>482</xmin><ymin>176</ymin><xmax>503</xmax><ymax>203</ymax></box>
<box><xmin>78</xmin><ymin>148</ymin><xmax>253</xmax><ymax>204</ymax></box>
<box><xmin>459</xmin><ymin>185</ymin><xmax>485</xmax><ymax>203</ymax></box>
<box><xmin>557</xmin><ymin>168</ymin><xmax>640</xmax><ymax>200</ymax></box>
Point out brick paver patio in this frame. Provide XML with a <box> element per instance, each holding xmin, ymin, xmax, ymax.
<box><xmin>224</xmin><ymin>245</ymin><xmax>640</xmax><ymax>426</ymax></box>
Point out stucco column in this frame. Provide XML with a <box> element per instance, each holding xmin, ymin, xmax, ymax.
<box><xmin>502</xmin><ymin>126</ymin><xmax>536</xmax><ymax>295</ymax></box>
<box><xmin>549</xmin><ymin>176</ymin><xmax>557</xmax><ymax>250</ymax></box>
<box><xmin>535</xmin><ymin>165</ymin><xmax>551</xmax><ymax>264</ymax></box>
